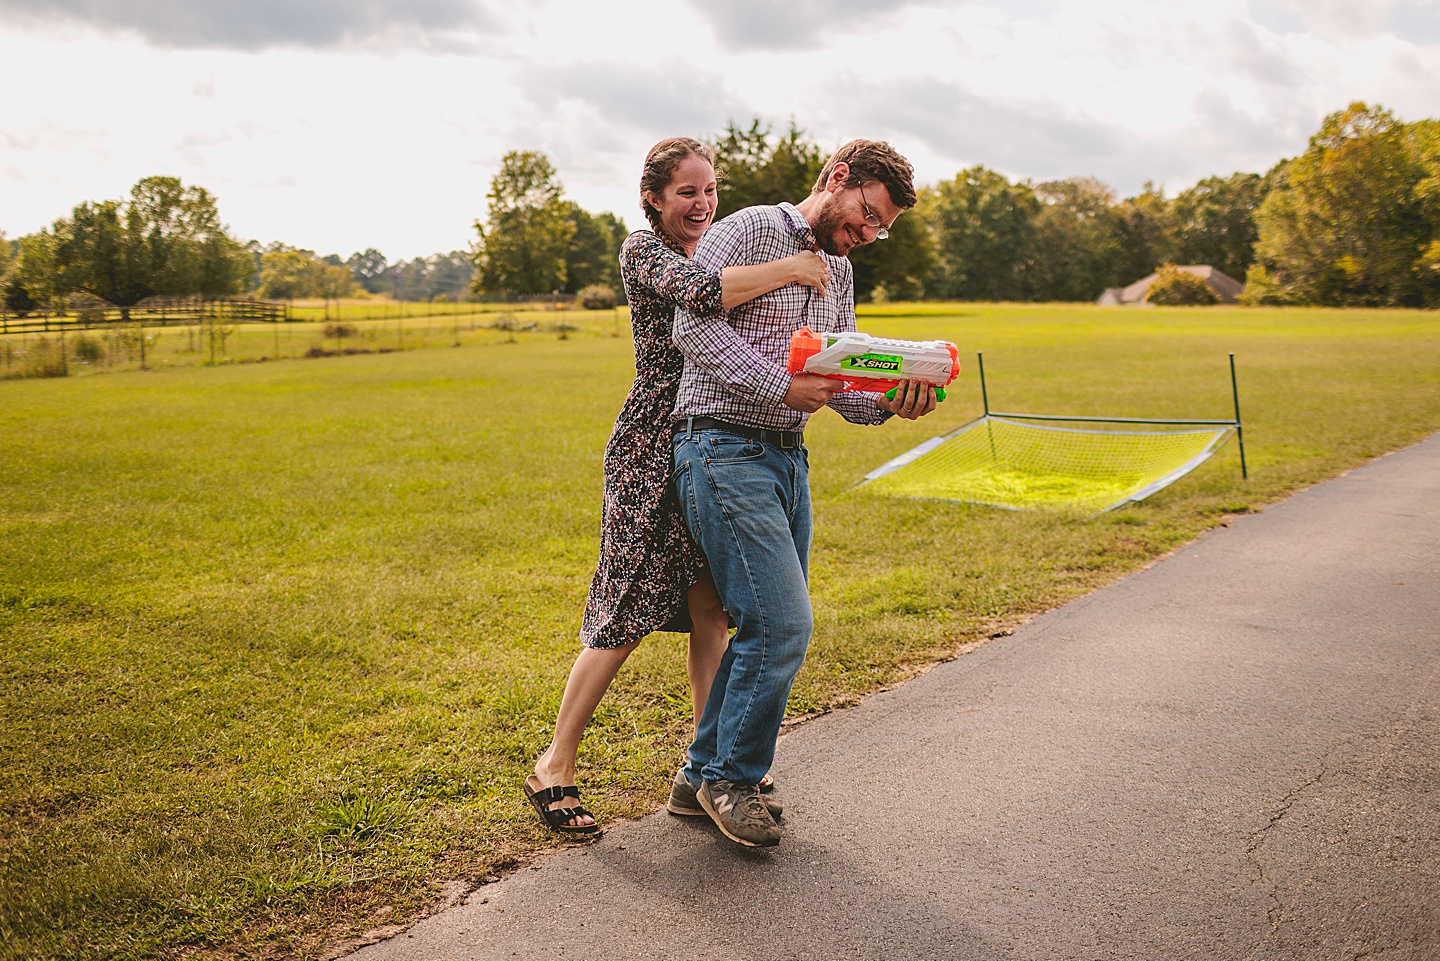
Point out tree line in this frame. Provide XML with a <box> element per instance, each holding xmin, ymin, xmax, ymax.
<box><xmin>5</xmin><ymin>101</ymin><xmax>1437</xmax><ymax>314</ymax></box>
<box><xmin>1</xmin><ymin>177</ymin><xmax>254</xmax><ymax>319</ymax></box>
<box><xmin>829</xmin><ymin>102</ymin><xmax>1438</xmax><ymax>306</ymax></box>
<box><xmin>0</xmin><ymin>184</ymin><xmax>493</xmax><ymax>314</ymax></box>
<box><xmin>471</xmin><ymin>103</ymin><xmax>1440</xmax><ymax>308</ymax></box>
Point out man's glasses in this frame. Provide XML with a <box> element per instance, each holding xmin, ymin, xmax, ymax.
<box><xmin>858</xmin><ymin>182</ymin><xmax>890</xmax><ymax>240</ymax></box>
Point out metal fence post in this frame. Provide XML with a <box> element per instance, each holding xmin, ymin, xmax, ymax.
<box><xmin>1230</xmin><ymin>352</ymin><xmax>1247</xmax><ymax>479</ymax></box>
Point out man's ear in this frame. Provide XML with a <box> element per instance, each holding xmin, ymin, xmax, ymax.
<box><xmin>825</xmin><ymin>161</ymin><xmax>851</xmax><ymax>194</ymax></box>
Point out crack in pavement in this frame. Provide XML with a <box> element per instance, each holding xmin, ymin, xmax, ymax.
<box><xmin>1243</xmin><ymin>759</ymin><xmax>1329</xmax><ymax>947</ymax></box>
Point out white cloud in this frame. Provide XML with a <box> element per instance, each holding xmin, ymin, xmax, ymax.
<box><xmin>0</xmin><ymin>0</ymin><xmax>502</xmax><ymax>50</ymax></box>
<box><xmin>1258</xmin><ymin>0</ymin><xmax>1397</xmax><ymax>39</ymax></box>
<box><xmin>517</xmin><ymin>62</ymin><xmax>741</xmax><ymax>135</ymax></box>
<box><xmin>677</xmin><ymin>0</ymin><xmax>958</xmax><ymax>51</ymax></box>
<box><xmin>2</xmin><ymin>0</ymin><xmax>1438</xmax><ymax>258</ymax></box>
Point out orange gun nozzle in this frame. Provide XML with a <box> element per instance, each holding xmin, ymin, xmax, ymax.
<box><xmin>787</xmin><ymin>325</ymin><xmax>823</xmax><ymax>374</ymax></box>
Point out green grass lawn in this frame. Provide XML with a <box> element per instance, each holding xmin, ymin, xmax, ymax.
<box><xmin>2</xmin><ymin>303</ymin><xmax>1438</xmax><ymax>959</ymax></box>
<box><xmin>281</xmin><ymin>297</ymin><xmax>588</xmax><ymax>324</ymax></box>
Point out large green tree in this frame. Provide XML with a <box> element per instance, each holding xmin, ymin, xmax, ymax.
<box><xmin>1026</xmin><ymin>177</ymin><xmax>1124</xmax><ymax>301</ymax></box>
<box><xmin>561</xmin><ymin>203</ymin><xmax>625</xmax><ymax>294</ymax></box>
<box><xmin>1246</xmin><ymin>102</ymin><xmax>1438</xmax><ymax>306</ymax></box>
<box><xmin>1406</xmin><ymin>117</ymin><xmax>1440</xmax><ymax>286</ymax></box>
<box><xmin>472</xmin><ymin>151</ymin><xmax>576</xmax><ymax>297</ymax></box>
<box><xmin>316</xmin><ymin>261</ymin><xmax>354</xmax><ymax>305</ymax></box>
<box><xmin>594</xmin><ymin>212</ymin><xmax>628</xmax><ymax>294</ymax></box>
<box><xmin>709</xmin><ymin>118</ymin><xmax>825</xmax><ymax>218</ymax></box>
<box><xmin>0</xmin><ymin>229</ymin><xmax>18</xmax><ymax>311</ymax></box>
<box><xmin>195</xmin><ymin>229</ymin><xmax>256</xmax><ymax>300</ymax></box>
<box><xmin>709</xmin><ymin>117</ymin><xmax>933</xmax><ymax>301</ymax></box>
<box><xmin>3</xmin><ymin>232</ymin><xmax>53</xmax><ymax>313</ymax></box>
<box><xmin>1170</xmin><ymin>172</ymin><xmax>1268</xmax><ymax>282</ymax></box>
<box><xmin>45</xmin><ymin>176</ymin><xmax>251</xmax><ymax>318</ymax></box>
<box><xmin>1113</xmin><ymin>182</ymin><xmax>1177</xmax><ymax>284</ymax></box>
<box><xmin>258</xmin><ymin>246</ymin><xmax>310</xmax><ymax>299</ymax></box>
<box><xmin>924</xmin><ymin>166</ymin><xmax>1039</xmax><ymax>300</ymax></box>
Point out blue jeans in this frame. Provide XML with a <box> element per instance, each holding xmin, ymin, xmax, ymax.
<box><xmin>672</xmin><ymin>426</ymin><xmax>813</xmax><ymax>787</ymax></box>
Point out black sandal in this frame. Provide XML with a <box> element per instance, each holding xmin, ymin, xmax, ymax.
<box><xmin>523</xmin><ymin>776</ymin><xmax>600</xmax><ymax>835</ymax></box>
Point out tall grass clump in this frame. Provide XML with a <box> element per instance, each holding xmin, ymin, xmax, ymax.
<box><xmin>577</xmin><ymin>284</ymin><xmax>618</xmax><ymax>310</ymax></box>
<box><xmin>3</xmin><ymin>334</ymin><xmax>69</xmax><ymax>378</ymax></box>
<box><xmin>71</xmin><ymin>334</ymin><xmax>105</xmax><ymax>364</ymax></box>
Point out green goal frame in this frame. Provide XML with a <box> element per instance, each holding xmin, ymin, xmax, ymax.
<box><xmin>859</xmin><ymin>352</ymin><xmax>1247</xmax><ymax>514</ymax></box>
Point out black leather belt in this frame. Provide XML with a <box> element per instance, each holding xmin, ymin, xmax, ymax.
<box><xmin>674</xmin><ymin>416</ymin><xmax>805</xmax><ymax>450</ymax></box>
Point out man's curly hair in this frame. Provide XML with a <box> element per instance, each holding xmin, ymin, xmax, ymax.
<box><xmin>811</xmin><ymin>140</ymin><xmax>917</xmax><ymax>210</ymax></box>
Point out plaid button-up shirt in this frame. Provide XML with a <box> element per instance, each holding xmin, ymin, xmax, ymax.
<box><xmin>672</xmin><ymin>203</ymin><xmax>890</xmax><ymax>431</ymax></box>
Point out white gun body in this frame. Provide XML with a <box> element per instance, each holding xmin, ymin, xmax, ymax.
<box><xmin>804</xmin><ymin>331</ymin><xmax>958</xmax><ymax>385</ymax></box>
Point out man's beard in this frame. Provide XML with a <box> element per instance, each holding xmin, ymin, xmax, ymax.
<box><xmin>809</xmin><ymin>199</ymin><xmax>854</xmax><ymax>257</ymax></box>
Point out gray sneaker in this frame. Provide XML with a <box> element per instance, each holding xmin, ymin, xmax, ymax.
<box><xmin>698</xmin><ymin>779</ymin><xmax>782</xmax><ymax>848</ymax></box>
<box><xmin>668</xmin><ymin>769</ymin><xmax>783</xmax><ymax>818</ymax></box>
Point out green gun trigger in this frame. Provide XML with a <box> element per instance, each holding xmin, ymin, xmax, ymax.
<box><xmin>884</xmin><ymin>386</ymin><xmax>946</xmax><ymax>402</ymax></box>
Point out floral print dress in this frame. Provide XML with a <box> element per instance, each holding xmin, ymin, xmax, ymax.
<box><xmin>578</xmin><ymin>230</ymin><xmax>724</xmax><ymax>649</ymax></box>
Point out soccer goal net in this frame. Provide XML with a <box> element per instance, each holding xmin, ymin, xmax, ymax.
<box><xmin>859</xmin><ymin>354</ymin><xmax>1246</xmax><ymax>515</ymax></box>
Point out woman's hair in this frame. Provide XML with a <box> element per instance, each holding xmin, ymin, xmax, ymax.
<box><xmin>811</xmin><ymin>139</ymin><xmax>918</xmax><ymax>210</ymax></box>
<box><xmin>640</xmin><ymin>137</ymin><xmax>718</xmax><ymax>240</ymax></box>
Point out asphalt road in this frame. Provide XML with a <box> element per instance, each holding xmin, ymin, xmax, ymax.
<box><xmin>347</xmin><ymin>435</ymin><xmax>1440</xmax><ymax>961</ymax></box>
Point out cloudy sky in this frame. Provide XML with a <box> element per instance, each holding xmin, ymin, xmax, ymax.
<box><xmin>2</xmin><ymin>0</ymin><xmax>1438</xmax><ymax>261</ymax></box>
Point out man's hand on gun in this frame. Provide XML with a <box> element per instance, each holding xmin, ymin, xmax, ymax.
<box><xmin>783</xmin><ymin>372</ymin><xmax>844</xmax><ymax>413</ymax></box>
<box><xmin>874</xmin><ymin>377</ymin><xmax>937</xmax><ymax>420</ymax></box>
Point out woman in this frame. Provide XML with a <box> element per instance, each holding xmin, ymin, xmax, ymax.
<box><xmin>524</xmin><ymin>138</ymin><xmax>829</xmax><ymax>834</ymax></box>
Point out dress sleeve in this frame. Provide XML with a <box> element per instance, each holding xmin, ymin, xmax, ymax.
<box><xmin>620</xmin><ymin>231</ymin><xmax>724</xmax><ymax>319</ymax></box>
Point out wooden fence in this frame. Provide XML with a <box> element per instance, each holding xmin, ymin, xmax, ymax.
<box><xmin>0</xmin><ymin>299</ymin><xmax>288</xmax><ymax>335</ymax></box>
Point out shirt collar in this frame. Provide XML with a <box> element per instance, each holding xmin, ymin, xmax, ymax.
<box><xmin>777</xmin><ymin>202</ymin><xmax>818</xmax><ymax>252</ymax></box>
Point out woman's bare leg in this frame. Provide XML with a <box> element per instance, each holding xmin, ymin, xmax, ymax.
<box><xmin>532</xmin><ymin>641</ymin><xmax>639</xmax><ymax>827</ymax></box>
<box><xmin>685</xmin><ymin>572</ymin><xmax>730</xmax><ymax>734</ymax></box>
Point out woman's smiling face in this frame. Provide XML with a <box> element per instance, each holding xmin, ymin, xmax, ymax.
<box><xmin>647</xmin><ymin>153</ymin><xmax>717</xmax><ymax>253</ymax></box>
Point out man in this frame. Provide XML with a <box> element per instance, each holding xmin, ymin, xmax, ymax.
<box><xmin>669</xmin><ymin>140</ymin><xmax>938</xmax><ymax>847</ymax></box>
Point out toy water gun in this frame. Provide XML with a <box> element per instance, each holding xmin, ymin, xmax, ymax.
<box><xmin>787</xmin><ymin>326</ymin><xmax>960</xmax><ymax>401</ymax></box>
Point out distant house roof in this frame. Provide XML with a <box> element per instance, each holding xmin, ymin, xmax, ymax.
<box><xmin>1099</xmin><ymin>265</ymin><xmax>1244</xmax><ymax>305</ymax></box>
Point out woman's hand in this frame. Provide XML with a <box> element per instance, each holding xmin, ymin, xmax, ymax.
<box><xmin>875</xmin><ymin>378</ymin><xmax>938</xmax><ymax>420</ymax></box>
<box><xmin>788</xmin><ymin>251</ymin><xmax>829</xmax><ymax>297</ymax></box>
